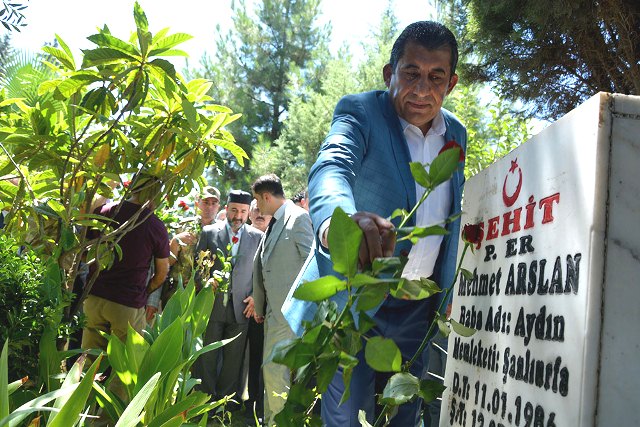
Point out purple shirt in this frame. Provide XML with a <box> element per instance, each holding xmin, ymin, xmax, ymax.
<box><xmin>88</xmin><ymin>201</ymin><xmax>170</xmax><ymax>308</ymax></box>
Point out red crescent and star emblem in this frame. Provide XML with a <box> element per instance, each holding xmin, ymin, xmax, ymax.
<box><xmin>502</xmin><ymin>159</ymin><xmax>523</xmax><ymax>207</ymax></box>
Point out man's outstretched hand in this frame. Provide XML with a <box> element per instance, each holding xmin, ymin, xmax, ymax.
<box><xmin>351</xmin><ymin>212</ymin><xmax>396</xmax><ymax>268</ymax></box>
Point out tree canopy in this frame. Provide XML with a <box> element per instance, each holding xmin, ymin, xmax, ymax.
<box><xmin>450</xmin><ymin>0</ymin><xmax>640</xmax><ymax>120</ymax></box>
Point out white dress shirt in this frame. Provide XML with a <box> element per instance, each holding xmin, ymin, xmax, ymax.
<box><xmin>401</xmin><ymin>112</ymin><xmax>452</xmax><ymax>280</ymax></box>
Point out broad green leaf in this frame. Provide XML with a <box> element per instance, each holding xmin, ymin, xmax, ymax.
<box><xmin>125</xmin><ymin>325</ymin><xmax>149</xmax><ymax>374</ymax></box>
<box><xmin>293</xmin><ymin>276</ymin><xmax>347</xmax><ymax>301</ymax></box>
<box><xmin>7</xmin><ymin>377</ymin><xmax>27</xmax><ymax>396</ymax></box>
<box><xmin>372</xmin><ymin>257</ymin><xmax>403</xmax><ymax>276</ymax></box>
<box><xmin>450</xmin><ymin>319</ymin><xmax>477</xmax><ymax>337</ymax></box>
<box><xmin>49</xmin><ymin>354</ymin><xmax>86</xmax><ymax>423</ymax></box>
<box><xmin>339</xmin><ymin>353</ymin><xmax>359</xmax><ymax>405</ymax></box>
<box><xmin>1</xmin><ymin>340</ymin><xmax>8</xmax><ymax>420</ymax></box>
<box><xmin>149</xmin><ymin>33</ymin><xmax>193</xmax><ymax>56</ymax></box>
<box><xmin>397</xmin><ymin>225</ymin><xmax>449</xmax><ymax>242</ymax></box>
<box><xmin>147</xmin><ymin>394</ymin><xmax>203</xmax><ymax>427</ymax></box>
<box><xmin>60</xmin><ymin>226</ymin><xmax>77</xmax><ymax>250</ymax></box>
<box><xmin>210</xmin><ymin>138</ymin><xmax>248</xmax><ymax>166</ymax></box>
<box><xmin>133</xmin><ymin>1</ymin><xmax>149</xmax><ymax>32</ymax></box>
<box><xmin>149</xmin><ymin>58</ymin><xmax>177</xmax><ymax>79</ymax></box>
<box><xmin>87</xmin><ymin>33</ymin><xmax>140</xmax><ymax>57</ymax></box>
<box><xmin>190</xmin><ymin>281</ymin><xmax>214</xmax><ymax>337</ymax></box>
<box><xmin>419</xmin><ymin>379</ymin><xmax>447</xmax><ymax>403</ymax></box>
<box><xmin>437</xmin><ymin>318</ymin><xmax>451</xmax><ymax>338</ymax></box>
<box><xmin>48</xmin><ymin>356</ymin><xmax>102</xmax><ymax>427</ymax></box>
<box><xmin>55</xmin><ymin>34</ymin><xmax>76</xmax><ymax>68</ymax></box>
<box><xmin>316</xmin><ymin>356</ymin><xmax>340</xmax><ymax>393</ymax></box>
<box><xmin>181</xmin><ymin>96</ymin><xmax>198</xmax><ymax>130</ymax></box>
<box><xmin>350</xmin><ymin>273</ymin><xmax>394</xmax><ymax>288</ymax></box>
<box><xmin>108</xmin><ymin>334</ymin><xmax>135</xmax><ymax>394</ymax></box>
<box><xmin>390</xmin><ymin>277</ymin><xmax>441</xmax><ymax>300</ymax></box>
<box><xmin>114</xmin><ymin>372</ymin><xmax>161</xmax><ymax>427</ymax></box>
<box><xmin>81</xmin><ymin>48</ymin><xmax>137</xmax><ymax>67</ymax></box>
<box><xmin>136</xmin><ymin>319</ymin><xmax>183</xmax><ymax>394</ymax></box>
<box><xmin>268</xmin><ymin>338</ymin><xmax>315</xmax><ymax>370</ymax></box>
<box><xmin>355</xmin><ymin>284</ymin><xmax>387</xmax><ymax>312</ymax></box>
<box><xmin>429</xmin><ymin>147</ymin><xmax>461</xmax><ymax>188</ymax></box>
<box><xmin>364</xmin><ymin>337</ymin><xmax>401</xmax><ymax>372</ymax></box>
<box><xmin>327</xmin><ymin>207</ymin><xmax>362</xmax><ymax>278</ymax></box>
<box><xmin>0</xmin><ymin>386</ymin><xmax>79</xmax><ymax>427</ymax></box>
<box><xmin>357</xmin><ymin>312</ymin><xmax>376</xmax><ymax>335</ymax></box>
<box><xmin>388</xmin><ymin>208</ymin><xmax>409</xmax><ymax>221</ymax></box>
<box><xmin>379</xmin><ymin>372</ymin><xmax>420</xmax><ymax>405</ymax></box>
<box><xmin>157</xmin><ymin>416</ymin><xmax>185</xmax><ymax>427</ymax></box>
<box><xmin>42</xmin><ymin>46</ymin><xmax>75</xmax><ymax>70</ymax></box>
<box><xmin>186</xmin><ymin>335</ymin><xmax>238</xmax><ymax>365</ymax></box>
<box><xmin>410</xmin><ymin>161</ymin><xmax>431</xmax><ymax>188</ymax></box>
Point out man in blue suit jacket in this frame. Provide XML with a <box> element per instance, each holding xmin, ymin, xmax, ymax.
<box><xmin>283</xmin><ymin>21</ymin><xmax>467</xmax><ymax>426</ymax></box>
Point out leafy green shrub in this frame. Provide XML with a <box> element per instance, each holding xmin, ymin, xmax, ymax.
<box><xmin>0</xmin><ymin>234</ymin><xmax>52</xmax><ymax>380</ymax></box>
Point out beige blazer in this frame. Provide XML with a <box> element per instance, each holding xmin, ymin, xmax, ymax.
<box><xmin>253</xmin><ymin>201</ymin><xmax>313</xmax><ymax>325</ymax></box>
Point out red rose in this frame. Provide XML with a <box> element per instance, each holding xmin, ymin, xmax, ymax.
<box><xmin>462</xmin><ymin>223</ymin><xmax>483</xmax><ymax>248</ymax></box>
<box><xmin>178</xmin><ymin>200</ymin><xmax>189</xmax><ymax>211</ymax></box>
<box><xmin>439</xmin><ymin>140</ymin><xmax>465</xmax><ymax>162</ymax></box>
<box><xmin>232</xmin><ymin>236</ymin><xmax>239</xmax><ymax>244</ymax></box>
<box><xmin>123</xmin><ymin>180</ymin><xmax>131</xmax><ymax>188</ymax></box>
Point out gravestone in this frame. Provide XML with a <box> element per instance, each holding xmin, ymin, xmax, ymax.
<box><xmin>440</xmin><ymin>93</ymin><xmax>640</xmax><ymax>427</ymax></box>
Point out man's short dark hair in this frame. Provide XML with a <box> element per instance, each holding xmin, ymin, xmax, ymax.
<box><xmin>389</xmin><ymin>21</ymin><xmax>459</xmax><ymax>77</ymax></box>
<box><xmin>252</xmin><ymin>174</ymin><xmax>285</xmax><ymax>198</ymax></box>
<box><xmin>291</xmin><ymin>190</ymin><xmax>307</xmax><ymax>204</ymax></box>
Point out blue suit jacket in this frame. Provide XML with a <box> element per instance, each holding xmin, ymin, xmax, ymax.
<box><xmin>283</xmin><ymin>90</ymin><xmax>467</xmax><ymax>335</ymax></box>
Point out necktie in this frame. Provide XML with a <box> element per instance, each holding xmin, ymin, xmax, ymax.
<box><xmin>265</xmin><ymin>216</ymin><xmax>277</xmax><ymax>240</ymax></box>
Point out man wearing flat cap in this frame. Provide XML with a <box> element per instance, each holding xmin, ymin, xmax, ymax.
<box><xmin>193</xmin><ymin>189</ymin><xmax>264</xmax><ymax>401</ymax></box>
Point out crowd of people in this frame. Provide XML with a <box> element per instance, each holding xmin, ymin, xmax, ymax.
<box><xmin>79</xmin><ymin>20</ymin><xmax>466</xmax><ymax>427</ymax></box>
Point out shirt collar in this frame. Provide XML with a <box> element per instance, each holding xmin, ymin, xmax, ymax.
<box><xmin>225</xmin><ymin>222</ymin><xmax>245</xmax><ymax>237</ymax></box>
<box><xmin>399</xmin><ymin>111</ymin><xmax>446</xmax><ymax>137</ymax></box>
<box><xmin>273</xmin><ymin>200</ymin><xmax>289</xmax><ymax>221</ymax></box>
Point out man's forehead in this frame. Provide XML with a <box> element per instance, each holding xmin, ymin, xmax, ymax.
<box><xmin>200</xmin><ymin>197</ymin><xmax>219</xmax><ymax>202</ymax></box>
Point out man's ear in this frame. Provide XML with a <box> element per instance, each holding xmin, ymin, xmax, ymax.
<box><xmin>383</xmin><ymin>64</ymin><xmax>393</xmax><ymax>88</ymax></box>
<box><xmin>446</xmin><ymin>74</ymin><xmax>459</xmax><ymax>95</ymax></box>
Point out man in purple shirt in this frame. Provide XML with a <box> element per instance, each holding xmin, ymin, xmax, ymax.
<box><xmin>82</xmin><ymin>173</ymin><xmax>170</xmax><ymax>351</ymax></box>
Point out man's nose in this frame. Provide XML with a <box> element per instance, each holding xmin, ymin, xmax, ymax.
<box><xmin>413</xmin><ymin>77</ymin><xmax>431</xmax><ymax>96</ymax></box>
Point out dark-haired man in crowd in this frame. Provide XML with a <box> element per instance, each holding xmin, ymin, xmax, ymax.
<box><xmin>284</xmin><ymin>21</ymin><xmax>467</xmax><ymax>426</ymax></box>
<box><xmin>252</xmin><ymin>174</ymin><xmax>314</xmax><ymax>426</ymax></box>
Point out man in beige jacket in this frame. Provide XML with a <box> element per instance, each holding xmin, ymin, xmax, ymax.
<box><xmin>252</xmin><ymin>174</ymin><xmax>314</xmax><ymax>426</ymax></box>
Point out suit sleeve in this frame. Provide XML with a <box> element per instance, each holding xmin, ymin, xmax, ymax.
<box><xmin>252</xmin><ymin>242</ymin><xmax>266</xmax><ymax>317</ymax></box>
<box><xmin>293</xmin><ymin>212</ymin><xmax>314</xmax><ymax>260</ymax></box>
<box><xmin>308</xmin><ymin>95</ymin><xmax>369</xmax><ymax>236</ymax></box>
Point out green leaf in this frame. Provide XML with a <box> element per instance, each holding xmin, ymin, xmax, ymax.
<box><xmin>397</xmin><ymin>225</ymin><xmax>449</xmax><ymax>242</ymax></box>
<box><xmin>450</xmin><ymin>319</ymin><xmax>477</xmax><ymax>337</ymax></box>
<box><xmin>355</xmin><ymin>284</ymin><xmax>387</xmax><ymax>312</ymax></box>
<box><xmin>42</xmin><ymin>46</ymin><xmax>75</xmax><ymax>70</ymax></box>
<box><xmin>410</xmin><ymin>161</ymin><xmax>431</xmax><ymax>188</ymax></box>
<box><xmin>1</xmin><ymin>340</ymin><xmax>8</xmax><ymax>420</ymax></box>
<box><xmin>437</xmin><ymin>318</ymin><xmax>451</xmax><ymax>338</ymax></box>
<box><xmin>293</xmin><ymin>276</ymin><xmax>347</xmax><ymax>301</ymax></box>
<box><xmin>55</xmin><ymin>34</ymin><xmax>75</xmax><ymax>68</ymax></box>
<box><xmin>149</xmin><ymin>33</ymin><xmax>194</xmax><ymax>56</ymax></box>
<box><xmin>327</xmin><ymin>207</ymin><xmax>362</xmax><ymax>278</ymax></box>
<box><xmin>460</xmin><ymin>268</ymin><xmax>474</xmax><ymax>280</ymax></box>
<box><xmin>48</xmin><ymin>356</ymin><xmax>102</xmax><ymax>427</ymax></box>
<box><xmin>428</xmin><ymin>147</ymin><xmax>460</xmax><ymax>188</ymax></box>
<box><xmin>357</xmin><ymin>312</ymin><xmax>376</xmax><ymax>335</ymax></box>
<box><xmin>350</xmin><ymin>273</ymin><xmax>394</xmax><ymax>288</ymax></box>
<box><xmin>364</xmin><ymin>337</ymin><xmax>401</xmax><ymax>372</ymax></box>
<box><xmin>379</xmin><ymin>372</ymin><xmax>420</xmax><ymax>405</ymax></box>
<box><xmin>390</xmin><ymin>277</ymin><xmax>441</xmax><ymax>300</ymax></box>
<box><xmin>87</xmin><ymin>33</ymin><xmax>140</xmax><ymax>57</ymax></box>
<box><xmin>419</xmin><ymin>379</ymin><xmax>446</xmax><ymax>403</ymax></box>
<box><xmin>371</xmin><ymin>257</ymin><xmax>403</xmax><ymax>276</ymax></box>
<box><xmin>133</xmin><ymin>1</ymin><xmax>149</xmax><ymax>32</ymax></box>
<box><xmin>268</xmin><ymin>338</ymin><xmax>315</xmax><ymax>370</ymax></box>
<box><xmin>316</xmin><ymin>356</ymin><xmax>340</xmax><ymax>393</ymax></box>
<box><xmin>181</xmin><ymin>96</ymin><xmax>198</xmax><ymax>130</ymax></box>
<box><xmin>50</xmin><ymin>354</ymin><xmax>86</xmax><ymax>423</ymax></box>
<box><xmin>60</xmin><ymin>226</ymin><xmax>77</xmax><ymax>250</ymax></box>
<box><xmin>125</xmin><ymin>325</ymin><xmax>149</xmax><ymax>375</ymax></box>
<box><xmin>209</xmin><ymin>138</ymin><xmax>248</xmax><ymax>167</ymax></box>
<box><xmin>81</xmin><ymin>48</ymin><xmax>138</xmax><ymax>67</ymax></box>
<box><xmin>388</xmin><ymin>208</ymin><xmax>409</xmax><ymax>221</ymax></box>
<box><xmin>136</xmin><ymin>318</ymin><xmax>183</xmax><ymax>394</ymax></box>
<box><xmin>114</xmin><ymin>372</ymin><xmax>161</xmax><ymax>427</ymax></box>
<box><xmin>149</xmin><ymin>58</ymin><xmax>177</xmax><ymax>79</ymax></box>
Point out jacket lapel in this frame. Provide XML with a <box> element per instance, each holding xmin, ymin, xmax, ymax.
<box><xmin>379</xmin><ymin>91</ymin><xmax>417</xmax><ymax>212</ymax></box>
<box><xmin>262</xmin><ymin>206</ymin><xmax>287</xmax><ymax>264</ymax></box>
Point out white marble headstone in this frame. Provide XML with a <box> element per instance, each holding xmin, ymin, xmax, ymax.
<box><xmin>440</xmin><ymin>93</ymin><xmax>640</xmax><ymax>427</ymax></box>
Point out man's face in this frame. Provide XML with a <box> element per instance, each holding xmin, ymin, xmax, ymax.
<box><xmin>249</xmin><ymin>206</ymin><xmax>272</xmax><ymax>232</ymax></box>
<box><xmin>197</xmin><ymin>197</ymin><xmax>220</xmax><ymax>224</ymax></box>
<box><xmin>253</xmin><ymin>192</ymin><xmax>271</xmax><ymax>216</ymax></box>
<box><xmin>226</xmin><ymin>202</ymin><xmax>250</xmax><ymax>232</ymax></box>
<box><xmin>383</xmin><ymin>42</ymin><xmax>458</xmax><ymax>135</ymax></box>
